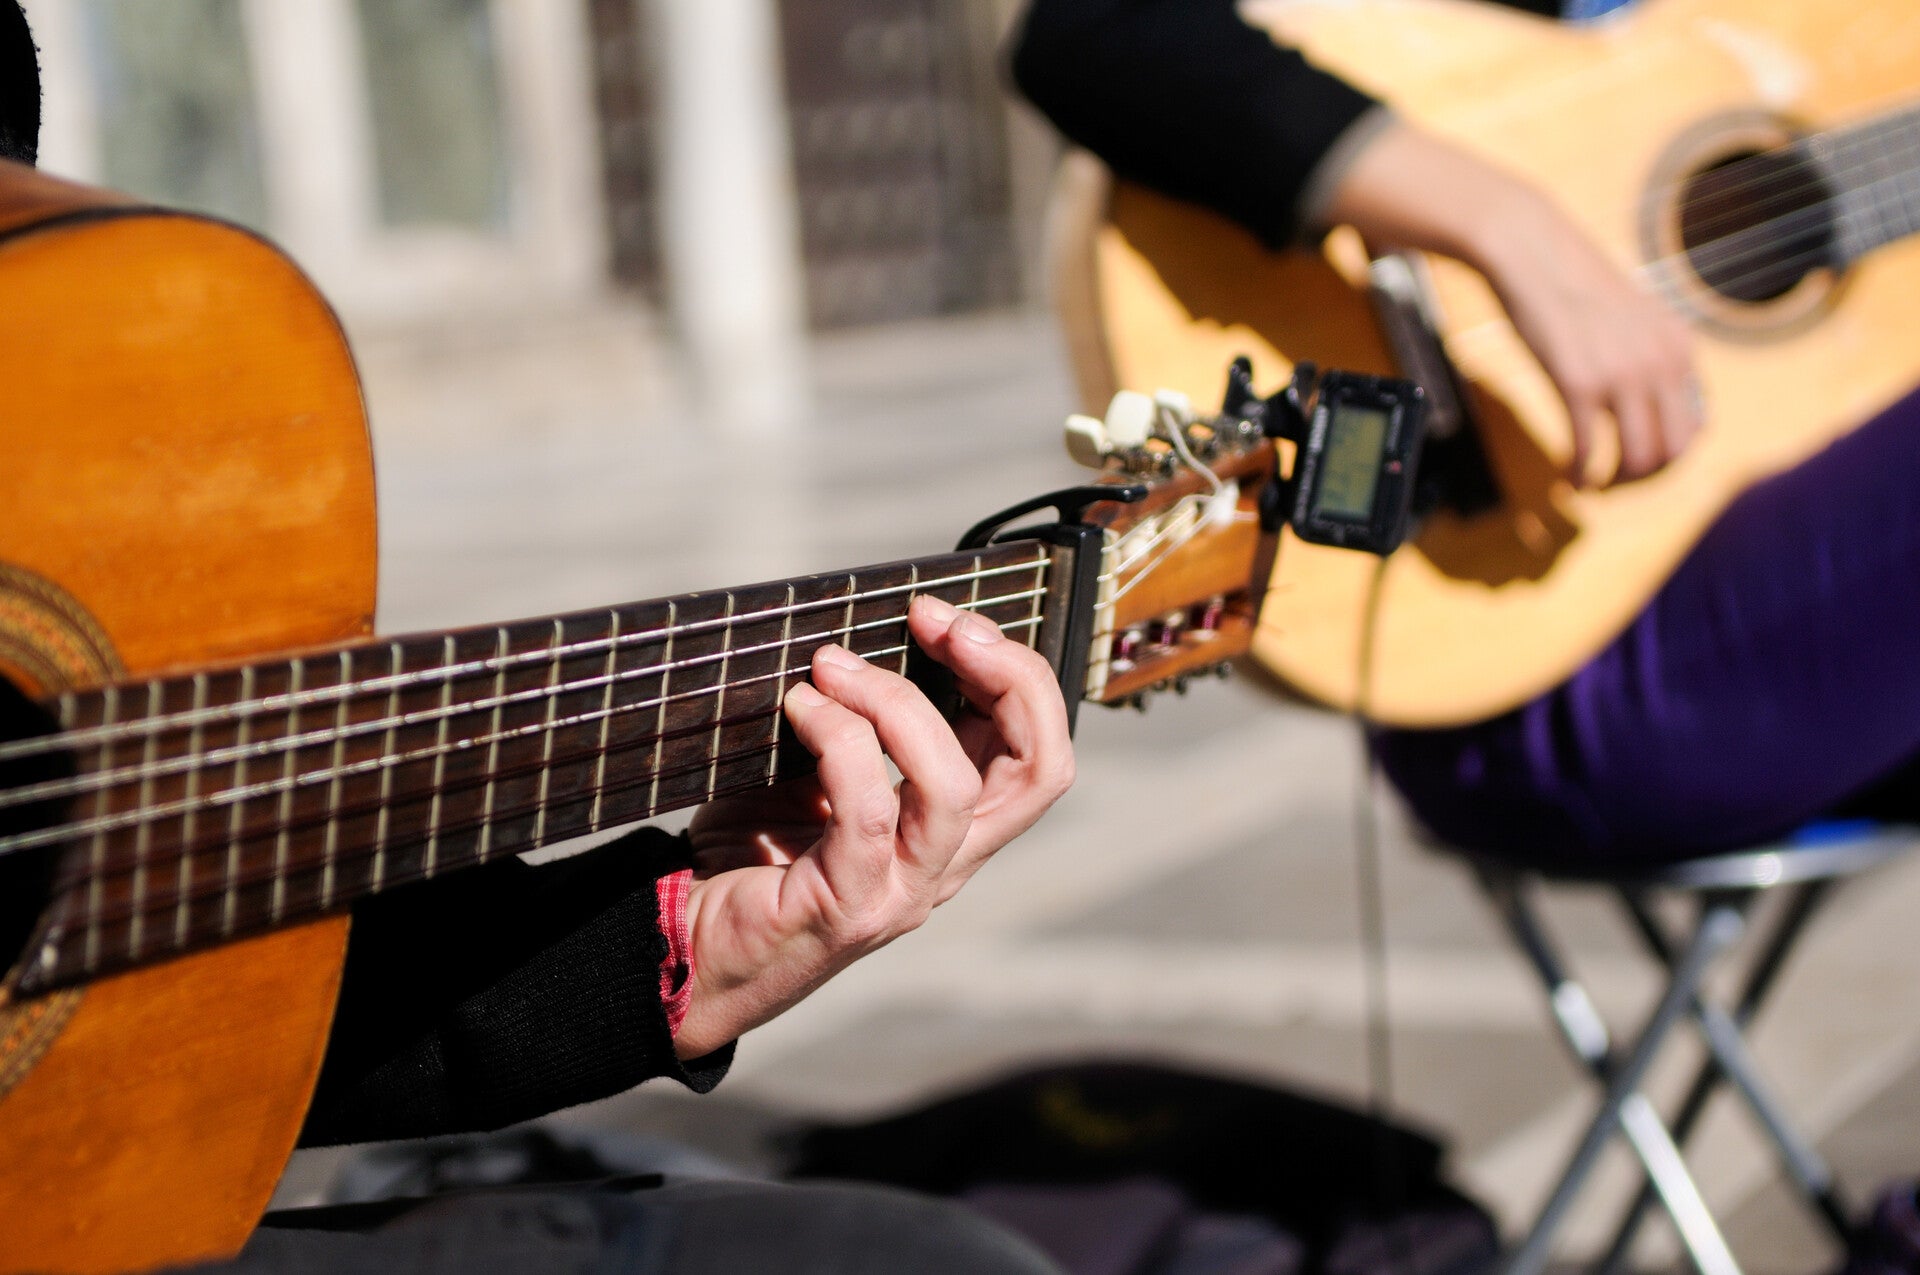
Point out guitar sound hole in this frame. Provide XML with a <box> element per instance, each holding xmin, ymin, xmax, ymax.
<box><xmin>1679</xmin><ymin>149</ymin><xmax>1836</xmax><ymax>304</ymax></box>
<box><xmin>0</xmin><ymin>676</ymin><xmax>67</xmax><ymax>978</ymax></box>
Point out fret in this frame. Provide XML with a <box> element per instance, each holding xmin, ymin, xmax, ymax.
<box><xmin>704</xmin><ymin>594</ymin><xmax>737</xmax><ymax>801</ymax></box>
<box><xmin>530</xmin><ymin>618</ymin><xmax>566</xmax><ymax>846</ymax></box>
<box><xmin>473</xmin><ymin>628</ymin><xmax>511</xmax><ymax>862</ymax></box>
<box><xmin>172</xmin><ymin>673</ymin><xmax>209</xmax><ymax>948</ymax></box>
<box><xmin>123</xmin><ymin>682</ymin><xmax>164</xmax><ymax>959</ymax></box>
<box><xmin>1025</xmin><ymin>554</ymin><xmax>1045</xmax><ymax>651</ymax></box>
<box><xmin>268</xmin><ymin>658</ymin><xmax>306</xmax><ymax>924</ymax></box>
<box><xmin>900</xmin><ymin>565</ymin><xmax>918</xmax><ymax>676</ymax></box>
<box><xmin>422</xmin><ymin>635</ymin><xmax>457</xmax><ymax>876</ymax></box>
<box><xmin>589</xmin><ymin>609</ymin><xmax>620</xmax><ymax>831</ymax></box>
<box><xmin>221</xmin><ymin>667</ymin><xmax>255</xmax><ymax>936</ymax></box>
<box><xmin>767</xmin><ymin>585</ymin><xmax>796</xmax><ymax>784</ymax></box>
<box><xmin>82</xmin><ymin>685</ymin><xmax>119</xmax><ymax>972</ymax></box>
<box><xmin>318</xmin><ymin>651</ymin><xmax>352</xmax><ymax>909</ymax></box>
<box><xmin>646</xmin><ymin>600</ymin><xmax>675</xmax><ymax>816</ymax></box>
<box><xmin>370</xmin><ymin>643</ymin><xmax>403</xmax><ymax>892</ymax></box>
<box><xmin>840</xmin><ymin>573</ymin><xmax>859</xmax><ymax>656</ymax></box>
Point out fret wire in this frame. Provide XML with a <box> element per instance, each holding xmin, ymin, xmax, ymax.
<box><xmin>588</xmin><ymin>609</ymin><xmax>620</xmax><ymax>832</ymax></box>
<box><xmin>220</xmin><ymin>668</ymin><xmax>254</xmax><ymax>937</ymax></box>
<box><xmin>839</xmin><ymin>573</ymin><xmax>858</xmax><ymax>653</ymax></box>
<box><xmin>83</xmin><ymin>685</ymin><xmax>118</xmax><ymax>972</ymax></box>
<box><xmin>423</xmin><ymin>635</ymin><xmax>457</xmax><ymax>877</ymax></box>
<box><xmin>370</xmin><ymin>643</ymin><xmax>403</xmax><ymax>892</ymax></box>
<box><xmin>318</xmin><ymin>650</ymin><xmax>351</xmax><ymax>909</ymax></box>
<box><xmin>89</xmin><ymin>737</ymin><xmax>870</xmax><ymax>965</ymax></box>
<box><xmin>269</xmin><ymin>658</ymin><xmax>305</xmax><ymax>924</ymax></box>
<box><xmin>0</xmin><ymin>556</ymin><xmax>1052</xmax><ymax>765</ymax></box>
<box><xmin>91</xmin><ymin>696</ymin><xmax>832</xmax><ymax>931</ymax></box>
<box><xmin>172</xmin><ymin>673</ymin><xmax>208</xmax><ymax>948</ymax></box>
<box><xmin>56</xmin><ymin>614</ymin><xmax>1061</xmax><ymax>939</ymax></box>
<box><xmin>647</xmin><ymin>600</ymin><xmax>675</xmax><ymax>816</ymax></box>
<box><xmin>705</xmin><ymin>594</ymin><xmax>736</xmax><ymax>803</ymax></box>
<box><xmin>5</xmin><ymin>598</ymin><xmax>1053</xmax><ymax>860</ymax></box>
<box><xmin>125</xmin><ymin>681</ymin><xmax>163</xmax><ymax>959</ymax></box>
<box><xmin>530</xmin><ymin>618</ymin><xmax>565</xmax><ymax>847</ymax></box>
<box><xmin>473</xmin><ymin>628</ymin><xmax>511</xmax><ymax>862</ymax></box>
<box><xmin>0</xmin><ymin>582</ymin><xmax>1059</xmax><ymax>823</ymax></box>
<box><xmin>766</xmin><ymin>585</ymin><xmax>795</xmax><ymax>786</ymax></box>
<box><xmin>900</xmin><ymin>565</ymin><xmax>918</xmax><ymax>677</ymax></box>
<box><xmin>8</xmin><ymin>581</ymin><xmax>1048</xmax><ymax>820</ymax></box>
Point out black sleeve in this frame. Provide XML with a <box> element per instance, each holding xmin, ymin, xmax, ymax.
<box><xmin>1010</xmin><ymin>0</ymin><xmax>1379</xmax><ymax>246</ymax></box>
<box><xmin>300</xmin><ymin>828</ymin><xmax>732</xmax><ymax>1147</ymax></box>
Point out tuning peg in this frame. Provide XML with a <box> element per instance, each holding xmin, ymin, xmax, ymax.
<box><xmin>1103</xmin><ymin>390</ymin><xmax>1155</xmax><ymax>450</ymax></box>
<box><xmin>1153</xmin><ymin>389</ymin><xmax>1193</xmax><ymax>422</ymax></box>
<box><xmin>1063</xmin><ymin>413</ymin><xmax>1110</xmax><ymax>469</ymax></box>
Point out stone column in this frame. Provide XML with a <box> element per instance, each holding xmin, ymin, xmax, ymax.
<box><xmin>645</xmin><ymin>0</ymin><xmax>810</xmax><ymax>439</ymax></box>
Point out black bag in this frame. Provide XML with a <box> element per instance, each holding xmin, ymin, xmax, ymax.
<box><xmin>790</xmin><ymin>1060</ymin><xmax>1497</xmax><ymax>1275</ymax></box>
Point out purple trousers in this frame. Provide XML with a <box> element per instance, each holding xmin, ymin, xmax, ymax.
<box><xmin>1377</xmin><ymin>385</ymin><xmax>1920</xmax><ymax>868</ymax></box>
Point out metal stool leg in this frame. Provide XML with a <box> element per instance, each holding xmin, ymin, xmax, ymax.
<box><xmin>1598</xmin><ymin>884</ymin><xmax>1849</xmax><ymax>1274</ymax></box>
<box><xmin>1497</xmin><ymin>890</ymin><xmax>1748</xmax><ymax>1275</ymax></box>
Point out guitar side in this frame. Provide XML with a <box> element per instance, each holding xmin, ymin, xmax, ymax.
<box><xmin>0</xmin><ymin>167</ymin><xmax>374</xmax><ymax>1273</ymax></box>
<box><xmin>1064</xmin><ymin>0</ymin><xmax>1920</xmax><ymax>725</ymax></box>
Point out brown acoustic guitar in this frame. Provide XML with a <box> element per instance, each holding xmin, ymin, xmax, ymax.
<box><xmin>1052</xmin><ymin>0</ymin><xmax>1920</xmax><ymax>726</ymax></box>
<box><xmin>0</xmin><ymin>161</ymin><xmax>1282</xmax><ymax>1272</ymax></box>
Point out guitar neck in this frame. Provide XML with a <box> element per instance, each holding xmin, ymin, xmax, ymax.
<box><xmin>5</xmin><ymin>542</ymin><xmax>1059</xmax><ymax>994</ymax></box>
<box><xmin>1821</xmin><ymin>101</ymin><xmax>1920</xmax><ymax>265</ymax></box>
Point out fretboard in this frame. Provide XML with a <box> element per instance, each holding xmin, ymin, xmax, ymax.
<box><xmin>1820</xmin><ymin>101</ymin><xmax>1920</xmax><ymax>264</ymax></box>
<box><xmin>4</xmin><ymin>544</ymin><xmax>1055</xmax><ymax>993</ymax></box>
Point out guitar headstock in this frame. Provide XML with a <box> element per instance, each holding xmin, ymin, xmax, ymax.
<box><xmin>1064</xmin><ymin>384</ymin><xmax>1280</xmax><ymax>710</ymax></box>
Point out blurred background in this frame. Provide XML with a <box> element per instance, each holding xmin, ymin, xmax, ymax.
<box><xmin>20</xmin><ymin>2</ymin><xmax>1920</xmax><ymax>1270</ymax></box>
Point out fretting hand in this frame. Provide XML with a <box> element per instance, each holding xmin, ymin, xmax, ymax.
<box><xmin>670</xmin><ymin>594</ymin><xmax>1074</xmax><ymax>1060</ymax></box>
<box><xmin>1325</xmin><ymin>119</ymin><xmax>1703</xmax><ymax>487</ymax></box>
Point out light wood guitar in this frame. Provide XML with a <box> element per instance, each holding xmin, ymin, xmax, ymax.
<box><xmin>0</xmin><ymin>160</ymin><xmax>1281</xmax><ymax>1273</ymax></box>
<box><xmin>1053</xmin><ymin>0</ymin><xmax>1920</xmax><ymax>726</ymax></box>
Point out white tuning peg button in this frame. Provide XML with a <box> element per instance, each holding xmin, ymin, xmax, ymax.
<box><xmin>1104</xmin><ymin>390</ymin><xmax>1155</xmax><ymax>449</ymax></box>
<box><xmin>1063</xmin><ymin>414</ymin><xmax>1110</xmax><ymax>469</ymax></box>
<box><xmin>1153</xmin><ymin>388</ymin><xmax>1193</xmax><ymax>421</ymax></box>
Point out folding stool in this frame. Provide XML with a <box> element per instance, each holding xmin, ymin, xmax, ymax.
<box><xmin>1467</xmin><ymin>822</ymin><xmax>1919</xmax><ymax>1275</ymax></box>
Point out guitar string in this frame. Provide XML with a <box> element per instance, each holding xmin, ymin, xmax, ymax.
<box><xmin>41</xmin><ymin>610</ymin><xmax>1047</xmax><ymax>876</ymax></box>
<box><xmin>0</xmin><ymin>597</ymin><xmax>1050</xmax><ymax>851</ymax></box>
<box><xmin>0</xmin><ymin>556</ymin><xmax>1049</xmax><ymax>768</ymax></box>
<box><xmin>1635</xmin><ymin>105</ymin><xmax>1920</xmax><ymax>247</ymax></box>
<box><xmin>1633</xmin><ymin>121</ymin><xmax>1920</xmax><ymax>291</ymax></box>
<box><xmin>6</xmin><ymin>485</ymin><xmax>1233</xmax><ymax>818</ymax></box>
<box><xmin>1638</xmin><ymin>130</ymin><xmax>1905</xmax><ymax>250</ymax></box>
<box><xmin>0</xmin><ymin>577</ymin><xmax>1052</xmax><ymax>817</ymax></box>
<box><xmin>41</xmin><ymin>615</ymin><xmax>1058</xmax><ymax>963</ymax></box>
<box><xmin>29</xmin><ymin>486</ymin><xmax>1239</xmax><ymax>956</ymax></box>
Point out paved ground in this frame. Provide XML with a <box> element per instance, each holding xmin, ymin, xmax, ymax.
<box><xmin>276</xmin><ymin>304</ymin><xmax>1920</xmax><ymax>1273</ymax></box>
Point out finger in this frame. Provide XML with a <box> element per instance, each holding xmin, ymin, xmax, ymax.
<box><xmin>907</xmin><ymin>596</ymin><xmax>1074</xmax><ymax>854</ymax></box>
<box><xmin>809</xmin><ymin>644</ymin><xmax>980</xmax><ymax>886</ymax></box>
<box><xmin>779</xmin><ymin>679</ymin><xmax>898</xmax><ymax>911</ymax></box>
<box><xmin>1608</xmin><ymin>388</ymin><xmax>1666</xmax><ymax>485</ymax></box>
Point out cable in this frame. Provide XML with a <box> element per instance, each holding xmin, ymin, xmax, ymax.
<box><xmin>1352</xmin><ymin>554</ymin><xmax>1414</xmax><ymax>1271</ymax></box>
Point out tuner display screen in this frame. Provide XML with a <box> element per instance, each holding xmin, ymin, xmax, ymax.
<box><xmin>1312</xmin><ymin>404</ymin><xmax>1389</xmax><ymax>522</ymax></box>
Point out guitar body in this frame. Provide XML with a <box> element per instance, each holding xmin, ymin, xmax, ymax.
<box><xmin>1065</xmin><ymin>0</ymin><xmax>1920</xmax><ymax>725</ymax></box>
<box><xmin>0</xmin><ymin>163</ymin><xmax>375</xmax><ymax>1272</ymax></box>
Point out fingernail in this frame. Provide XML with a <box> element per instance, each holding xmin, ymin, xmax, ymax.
<box><xmin>815</xmin><ymin>644</ymin><xmax>865</xmax><ymax>671</ymax></box>
<box><xmin>914</xmin><ymin>594</ymin><xmax>959</xmax><ymax>622</ymax></box>
<box><xmin>956</xmin><ymin>612</ymin><xmax>1002</xmax><ymax>644</ymax></box>
<box><xmin>786</xmin><ymin>681</ymin><xmax>827</xmax><ymax>708</ymax></box>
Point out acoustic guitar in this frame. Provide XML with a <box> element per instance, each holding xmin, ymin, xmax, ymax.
<box><xmin>0</xmin><ymin>161</ymin><xmax>1282</xmax><ymax>1273</ymax></box>
<box><xmin>1052</xmin><ymin>0</ymin><xmax>1920</xmax><ymax>726</ymax></box>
